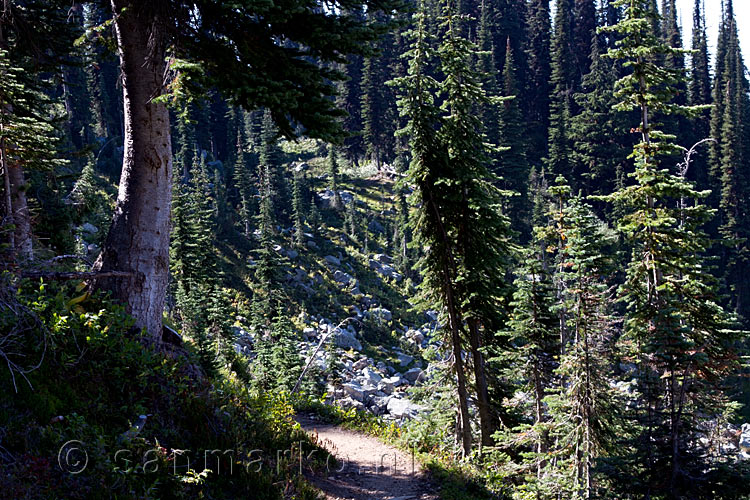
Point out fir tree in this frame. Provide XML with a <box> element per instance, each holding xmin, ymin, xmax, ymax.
<box><xmin>292</xmin><ymin>167</ymin><xmax>306</xmax><ymax>249</ymax></box>
<box><xmin>686</xmin><ymin>0</ymin><xmax>711</xmax><ymax>190</ymax></box>
<box><xmin>328</xmin><ymin>145</ymin><xmax>343</xmax><ymax>210</ymax></box>
<box><xmin>546</xmin><ymin>0</ymin><xmax>574</xmax><ymax>177</ymax></box>
<box><xmin>545</xmin><ymin>188</ymin><xmax>619</xmax><ymax>499</ymax></box>
<box><xmin>599</xmin><ymin>2</ymin><xmax>740</xmax><ymax>494</ymax></box>
<box><xmin>572</xmin><ymin>0</ymin><xmax>598</xmax><ymax>87</ymax></box>
<box><xmin>498</xmin><ymin>243</ymin><xmax>559</xmax><ymax>494</ymax></box>
<box><xmin>524</xmin><ymin>0</ymin><xmax>552</xmax><ymax>167</ymax></box>
<box><xmin>498</xmin><ymin>38</ymin><xmax>530</xmax><ymax>238</ymax></box>
<box><xmin>570</xmin><ymin>33</ymin><xmax>630</xmax><ymax>201</ymax></box>
<box><xmin>395</xmin><ymin>0</ymin><xmax>515</xmax><ymax>452</ymax></box>
<box><xmin>0</xmin><ymin>49</ymin><xmax>66</xmax><ymax>262</ymax></box>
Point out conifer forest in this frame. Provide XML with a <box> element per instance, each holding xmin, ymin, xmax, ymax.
<box><xmin>4</xmin><ymin>0</ymin><xmax>750</xmax><ymax>498</ymax></box>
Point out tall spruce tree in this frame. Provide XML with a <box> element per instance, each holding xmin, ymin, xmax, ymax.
<box><xmin>524</xmin><ymin>0</ymin><xmax>552</xmax><ymax>167</ymax></box>
<box><xmin>572</xmin><ymin>0</ymin><xmax>598</xmax><ymax>88</ymax></box>
<box><xmin>599</xmin><ymin>1</ymin><xmax>740</xmax><ymax>495</ymax></box>
<box><xmin>545</xmin><ymin>187</ymin><xmax>619</xmax><ymax>499</ymax></box>
<box><xmin>395</xmin><ymin>0</ymin><xmax>515</xmax><ymax>453</ymax></box>
<box><xmin>686</xmin><ymin>0</ymin><xmax>711</xmax><ymax>190</ymax></box>
<box><xmin>393</xmin><ymin>0</ymin><xmax>474</xmax><ymax>454</ymax></box>
<box><xmin>498</xmin><ymin>38</ymin><xmax>530</xmax><ymax>237</ymax></box>
<box><xmin>570</xmin><ymin>33</ymin><xmax>629</xmax><ymax>201</ymax></box>
<box><xmin>546</xmin><ymin>0</ymin><xmax>574</xmax><ymax>177</ymax></box>
<box><xmin>713</xmin><ymin>1</ymin><xmax>750</xmax><ymax>323</ymax></box>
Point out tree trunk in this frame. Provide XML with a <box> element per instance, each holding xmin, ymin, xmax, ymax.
<box><xmin>450</xmin><ymin>314</ymin><xmax>473</xmax><ymax>457</ymax></box>
<box><xmin>94</xmin><ymin>1</ymin><xmax>172</xmax><ymax>340</ymax></box>
<box><xmin>7</xmin><ymin>159</ymin><xmax>32</xmax><ymax>261</ymax></box>
<box><xmin>1</xmin><ymin>137</ymin><xmax>15</xmax><ymax>260</ymax></box>
<box><xmin>468</xmin><ymin>319</ymin><xmax>495</xmax><ymax>447</ymax></box>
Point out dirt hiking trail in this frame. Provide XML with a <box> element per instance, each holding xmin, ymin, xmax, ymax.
<box><xmin>296</xmin><ymin>414</ymin><xmax>439</xmax><ymax>500</ymax></box>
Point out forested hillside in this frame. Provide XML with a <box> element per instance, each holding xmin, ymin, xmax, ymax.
<box><xmin>2</xmin><ymin>0</ymin><xmax>750</xmax><ymax>498</ymax></box>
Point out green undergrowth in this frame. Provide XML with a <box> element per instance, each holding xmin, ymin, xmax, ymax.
<box><xmin>0</xmin><ymin>276</ymin><xmax>325</xmax><ymax>499</ymax></box>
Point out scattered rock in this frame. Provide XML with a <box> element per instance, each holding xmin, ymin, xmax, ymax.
<box><xmin>333</xmin><ymin>270</ymin><xmax>355</xmax><ymax>285</ymax></box>
<box><xmin>333</xmin><ymin>329</ymin><xmax>362</xmax><ymax>351</ymax></box>
<box><xmin>80</xmin><ymin>222</ymin><xmax>98</xmax><ymax>234</ymax></box>
<box><xmin>325</xmin><ymin>255</ymin><xmax>341</xmax><ymax>266</ymax></box>
<box><xmin>386</xmin><ymin>397</ymin><xmax>422</xmax><ymax>419</ymax></box>
<box><xmin>405</xmin><ymin>329</ymin><xmax>425</xmax><ymax>344</ymax></box>
<box><xmin>338</xmin><ymin>396</ymin><xmax>364</xmax><ymax>412</ymax></box>
<box><xmin>362</xmin><ymin>367</ymin><xmax>382</xmax><ymax>385</ymax></box>
<box><xmin>367</xmin><ymin>307</ymin><xmax>392</xmax><ymax>322</ymax></box>
<box><xmin>307</xmin><ymin>240</ymin><xmax>318</xmax><ymax>249</ymax></box>
<box><xmin>403</xmin><ymin>368</ymin><xmax>424</xmax><ymax>384</ymax></box>
<box><xmin>302</xmin><ymin>327</ymin><xmax>317</xmax><ymax>340</ymax></box>
<box><xmin>352</xmin><ymin>358</ymin><xmax>370</xmax><ymax>371</ymax></box>
<box><xmin>740</xmin><ymin>423</ymin><xmax>750</xmax><ymax>455</ymax></box>
<box><xmin>342</xmin><ymin>382</ymin><xmax>375</xmax><ymax>402</ymax></box>
<box><xmin>396</xmin><ymin>353</ymin><xmax>414</xmax><ymax>367</ymax></box>
<box><xmin>373</xmin><ymin>253</ymin><xmax>392</xmax><ymax>264</ymax></box>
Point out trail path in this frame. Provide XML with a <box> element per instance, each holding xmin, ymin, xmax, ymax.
<box><xmin>296</xmin><ymin>414</ymin><xmax>439</xmax><ymax>500</ymax></box>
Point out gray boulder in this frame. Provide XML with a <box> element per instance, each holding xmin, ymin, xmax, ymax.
<box><xmin>325</xmin><ymin>255</ymin><xmax>341</xmax><ymax>266</ymax></box>
<box><xmin>338</xmin><ymin>396</ymin><xmax>364</xmax><ymax>412</ymax></box>
<box><xmin>334</xmin><ymin>329</ymin><xmax>362</xmax><ymax>351</ymax></box>
<box><xmin>396</xmin><ymin>353</ymin><xmax>414</xmax><ymax>367</ymax></box>
<box><xmin>80</xmin><ymin>222</ymin><xmax>98</xmax><ymax>234</ymax></box>
<box><xmin>740</xmin><ymin>423</ymin><xmax>750</xmax><ymax>455</ymax></box>
<box><xmin>367</xmin><ymin>307</ymin><xmax>392</xmax><ymax>322</ymax></box>
<box><xmin>352</xmin><ymin>358</ymin><xmax>370</xmax><ymax>371</ymax></box>
<box><xmin>362</xmin><ymin>367</ymin><xmax>382</xmax><ymax>385</ymax></box>
<box><xmin>403</xmin><ymin>367</ymin><xmax>424</xmax><ymax>384</ymax></box>
<box><xmin>386</xmin><ymin>397</ymin><xmax>422</xmax><ymax>419</ymax></box>
<box><xmin>334</xmin><ymin>270</ymin><xmax>354</xmax><ymax>285</ymax></box>
<box><xmin>405</xmin><ymin>329</ymin><xmax>425</xmax><ymax>344</ymax></box>
<box><xmin>377</xmin><ymin>380</ymin><xmax>395</xmax><ymax>395</ymax></box>
<box><xmin>373</xmin><ymin>253</ymin><xmax>392</xmax><ymax>264</ymax></box>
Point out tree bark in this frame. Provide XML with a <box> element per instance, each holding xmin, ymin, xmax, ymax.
<box><xmin>94</xmin><ymin>1</ymin><xmax>172</xmax><ymax>340</ymax></box>
<box><xmin>468</xmin><ymin>319</ymin><xmax>495</xmax><ymax>447</ymax></box>
<box><xmin>7</xmin><ymin>159</ymin><xmax>32</xmax><ymax>261</ymax></box>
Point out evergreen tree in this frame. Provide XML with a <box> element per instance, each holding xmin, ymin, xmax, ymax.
<box><xmin>474</xmin><ymin>0</ymin><xmax>500</xmax><ymax>150</ymax></box>
<box><xmin>254</xmin><ymin>160</ymin><xmax>283</xmax><ymax>327</ymax></box>
<box><xmin>545</xmin><ymin>188</ymin><xmax>619</xmax><ymax>499</ymax></box>
<box><xmin>599</xmin><ymin>2</ymin><xmax>740</xmax><ymax>494</ymax></box>
<box><xmin>499</xmin><ymin>245</ymin><xmax>559</xmax><ymax>495</ymax></box>
<box><xmin>395</xmin><ymin>0</ymin><xmax>515</xmax><ymax>452</ymax></box>
<box><xmin>393</xmin><ymin>0</ymin><xmax>475</xmax><ymax>454</ymax></box>
<box><xmin>546</xmin><ymin>0</ymin><xmax>574</xmax><ymax>177</ymax></box>
<box><xmin>169</xmin><ymin>153</ymin><xmax>228</xmax><ymax>375</ymax></box>
<box><xmin>233</xmin><ymin>126</ymin><xmax>257</xmax><ymax>237</ymax></box>
<box><xmin>0</xmin><ymin>49</ymin><xmax>65</xmax><ymax>263</ymax></box>
<box><xmin>360</xmin><ymin>30</ymin><xmax>398</xmax><ymax>170</ymax></box>
<box><xmin>524</xmin><ymin>0</ymin><xmax>552</xmax><ymax>167</ymax></box>
<box><xmin>686</xmin><ymin>0</ymin><xmax>711</xmax><ymax>190</ymax></box>
<box><xmin>292</xmin><ymin>167</ymin><xmax>306</xmax><ymax>249</ymax></box>
<box><xmin>328</xmin><ymin>145</ymin><xmax>343</xmax><ymax>210</ymax></box>
<box><xmin>258</xmin><ymin>109</ymin><xmax>287</xmax><ymax>225</ymax></box>
<box><xmin>572</xmin><ymin>0</ymin><xmax>598</xmax><ymax>87</ymax></box>
<box><xmin>498</xmin><ymin>38</ymin><xmax>530</xmax><ymax>237</ymax></box>
<box><xmin>570</xmin><ymin>33</ymin><xmax>630</xmax><ymax>201</ymax></box>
